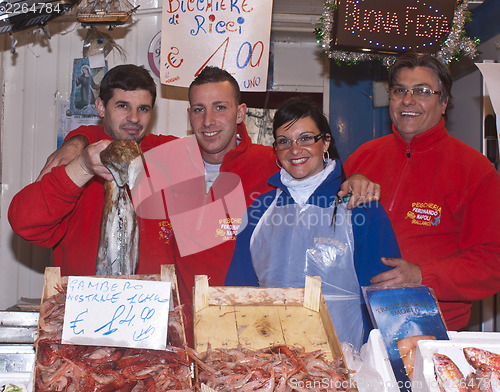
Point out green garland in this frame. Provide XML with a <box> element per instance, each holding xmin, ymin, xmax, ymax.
<box><xmin>314</xmin><ymin>0</ymin><xmax>479</xmax><ymax>66</ymax></box>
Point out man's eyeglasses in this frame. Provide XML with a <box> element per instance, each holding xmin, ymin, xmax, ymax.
<box><xmin>273</xmin><ymin>133</ymin><xmax>328</xmax><ymax>151</ymax></box>
<box><xmin>388</xmin><ymin>87</ymin><xmax>441</xmax><ymax>101</ymax></box>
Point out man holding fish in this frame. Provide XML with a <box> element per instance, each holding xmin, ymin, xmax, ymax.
<box><xmin>8</xmin><ymin>64</ymin><xmax>177</xmax><ymax>277</ymax></box>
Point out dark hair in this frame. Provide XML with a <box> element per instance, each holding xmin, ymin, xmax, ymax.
<box><xmin>273</xmin><ymin>97</ymin><xmax>342</xmax><ymax>166</ymax></box>
<box><xmin>99</xmin><ymin>64</ymin><xmax>156</xmax><ymax>106</ymax></box>
<box><xmin>389</xmin><ymin>53</ymin><xmax>453</xmax><ymax>111</ymax></box>
<box><xmin>188</xmin><ymin>66</ymin><xmax>241</xmax><ymax>104</ymax></box>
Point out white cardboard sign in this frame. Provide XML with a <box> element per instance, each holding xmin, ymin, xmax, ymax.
<box><xmin>160</xmin><ymin>0</ymin><xmax>274</xmax><ymax>91</ymax></box>
<box><xmin>62</xmin><ymin>277</ymin><xmax>171</xmax><ymax>350</ymax></box>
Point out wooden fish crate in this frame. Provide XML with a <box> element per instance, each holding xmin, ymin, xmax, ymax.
<box><xmin>193</xmin><ymin>275</ymin><xmax>358</xmax><ymax>391</ymax></box>
<box><xmin>34</xmin><ymin>265</ymin><xmax>190</xmax><ymax>392</ymax></box>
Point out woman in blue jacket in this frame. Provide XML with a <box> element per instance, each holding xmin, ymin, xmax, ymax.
<box><xmin>225</xmin><ymin>97</ymin><xmax>400</xmax><ymax>349</ymax></box>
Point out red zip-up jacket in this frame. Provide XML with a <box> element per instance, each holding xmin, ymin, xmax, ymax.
<box><xmin>344</xmin><ymin>119</ymin><xmax>500</xmax><ymax>330</ymax></box>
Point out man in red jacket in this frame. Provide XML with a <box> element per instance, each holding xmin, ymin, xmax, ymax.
<box><xmin>8</xmin><ymin>64</ymin><xmax>176</xmax><ymax>277</ymax></box>
<box><xmin>344</xmin><ymin>53</ymin><xmax>500</xmax><ymax>331</ymax></box>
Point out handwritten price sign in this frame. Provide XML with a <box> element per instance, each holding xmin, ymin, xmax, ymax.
<box><xmin>160</xmin><ymin>0</ymin><xmax>273</xmax><ymax>91</ymax></box>
<box><xmin>62</xmin><ymin>277</ymin><xmax>172</xmax><ymax>350</ymax></box>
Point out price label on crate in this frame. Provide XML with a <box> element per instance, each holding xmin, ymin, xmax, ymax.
<box><xmin>62</xmin><ymin>276</ymin><xmax>171</xmax><ymax>350</ymax></box>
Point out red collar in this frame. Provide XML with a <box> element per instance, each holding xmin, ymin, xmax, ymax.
<box><xmin>392</xmin><ymin>118</ymin><xmax>448</xmax><ymax>154</ymax></box>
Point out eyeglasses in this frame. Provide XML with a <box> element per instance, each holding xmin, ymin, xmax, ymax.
<box><xmin>388</xmin><ymin>87</ymin><xmax>441</xmax><ymax>101</ymax></box>
<box><xmin>273</xmin><ymin>133</ymin><xmax>328</xmax><ymax>151</ymax></box>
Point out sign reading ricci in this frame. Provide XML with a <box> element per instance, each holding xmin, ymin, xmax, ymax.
<box><xmin>332</xmin><ymin>0</ymin><xmax>457</xmax><ymax>54</ymax></box>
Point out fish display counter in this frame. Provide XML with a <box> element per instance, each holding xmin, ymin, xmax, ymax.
<box><xmin>0</xmin><ymin>275</ymin><xmax>497</xmax><ymax>392</ymax></box>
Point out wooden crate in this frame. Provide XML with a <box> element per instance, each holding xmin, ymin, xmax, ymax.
<box><xmin>193</xmin><ymin>275</ymin><xmax>357</xmax><ymax>391</ymax></box>
<box><xmin>41</xmin><ymin>264</ymin><xmax>187</xmax><ymax>347</ymax></box>
<box><xmin>34</xmin><ymin>265</ymin><xmax>189</xmax><ymax>391</ymax></box>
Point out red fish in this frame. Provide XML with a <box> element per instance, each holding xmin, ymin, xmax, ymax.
<box><xmin>475</xmin><ymin>367</ymin><xmax>500</xmax><ymax>392</ymax></box>
<box><xmin>464</xmin><ymin>347</ymin><xmax>500</xmax><ymax>372</ymax></box>
<box><xmin>433</xmin><ymin>353</ymin><xmax>469</xmax><ymax>392</ymax></box>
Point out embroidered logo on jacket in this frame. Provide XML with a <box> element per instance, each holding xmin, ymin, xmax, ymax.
<box><xmin>215</xmin><ymin>217</ymin><xmax>241</xmax><ymax>241</ymax></box>
<box><xmin>158</xmin><ymin>220</ymin><xmax>173</xmax><ymax>244</ymax></box>
<box><xmin>405</xmin><ymin>202</ymin><xmax>441</xmax><ymax>226</ymax></box>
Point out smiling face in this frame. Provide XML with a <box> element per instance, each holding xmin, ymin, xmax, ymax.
<box><xmin>96</xmin><ymin>88</ymin><xmax>153</xmax><ymax>143</ymax></box>
<box><xmin>390</xmin><ymin>66</ymin><xmax>448</xmax><ymax>143</ymax></box>
<box><xmin>188</xmin><ymin>81</ymin><xmax>247</xmax><ymax>164</ymax></box>
<box><xmin>275</xmin><ymin>116</ymin><xmax>330</xmax><ymax>181</ymax></box>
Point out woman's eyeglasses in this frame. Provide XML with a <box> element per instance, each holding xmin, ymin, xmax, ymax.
<box><xmin>273</xmin><ymin>133</ymin><xmax>327</xmax><ymax>151</ymax></box>
<box><xmin>388</xmin><ymin>87</ymin><xmax>441</xmax><ymax>101</ymax></box>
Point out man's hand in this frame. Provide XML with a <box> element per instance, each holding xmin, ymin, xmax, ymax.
<box><xmin>370</xmin><ymin>257</ymin><xmax>423</xmax><ymax>287</ymax></box>
<box><xmin>65</xmin><ymin>140</ymin><xmax>114</xmax><ymax>187</ymax></box>
<box><xmin>338</xmin><ymin>173</ymin><xmax>381</xmax><ymax>209</ymax></box>
<box><xmin>36</xmin><ymin>135</ymin><xmax>89</xmax><ymax>181</ymax></box>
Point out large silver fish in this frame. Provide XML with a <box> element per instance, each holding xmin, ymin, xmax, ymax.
<box><xmin>96</xmin><ymin>140</ymin><xmax>143</xmax><ymax>275</ymax></box>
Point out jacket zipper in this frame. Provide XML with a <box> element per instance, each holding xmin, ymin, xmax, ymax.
<box><xmin>389</xmin><ymin>144</ymin><xmax>411</xmax><ymax>212</ymax></box>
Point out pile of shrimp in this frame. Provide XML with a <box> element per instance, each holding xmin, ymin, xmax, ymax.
<box><xmin>187</xmin><ymin>345</ymin><xmax>355</xmax><ymax>392</ymax></box>
<box><xmin>36</xmin><ymin>341</ymin><xmax>191</xmax><ymax>391</ymax></box>
<box><xmin>35</xmin><ymin>285</ymin><xmax>191</xmax><ymax>392</ymax></box>
<box><xmin>36</xmin><ymin>286</ymin><xmax>355</xmax><ymax>391</ymax></box>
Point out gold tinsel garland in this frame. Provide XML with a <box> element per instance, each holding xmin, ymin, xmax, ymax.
<box><xmin>314</xmin><ymin>0</ymin><xmax>480</xmax><ymax>66</ymax></box>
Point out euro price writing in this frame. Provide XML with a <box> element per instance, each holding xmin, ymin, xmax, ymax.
<box><xmin>63</xmin><ymin>277</ymin><xmax>171</xmax><ymax>350</ymax></box>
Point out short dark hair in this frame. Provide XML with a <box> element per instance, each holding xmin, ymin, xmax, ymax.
<box><xmin>188</xmin><ymin>66</ymin><xmax>241</xmax><ymax>104</ymax></box>
<box><xmin>273</xmin><ymin>97</ymin><xmax>342</xmax><ymax>165</ymax></box>
<box><xmin>389</xmin><ymin>53</ymin><xmax>453</xmax><ymax>111</ymax></box>
<box><xmin>99</xmin><ymin>64</ymin><xmax>156</xmax><ymax>106</ymax></box>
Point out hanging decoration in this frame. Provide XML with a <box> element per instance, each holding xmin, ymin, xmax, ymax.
<box><xmin>314</xmin><ymin>0</ymin><xmax>479</xmax><ymax>66</ymax></box>
<box><xmin>82</xmin><ymin>27</ymin><xmax>125</xmax><ymax>59</ymax></box>
<box><xmin>77</xmin><ymin>0</ymin><xmax>139</xmax><ymax>28</ymax></box>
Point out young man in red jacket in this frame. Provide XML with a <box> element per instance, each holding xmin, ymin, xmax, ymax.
<box><xmin>8</xmin><ymin>64</ymin><xmax>176</xmax><ymax>276</ymax></box>
<box><xmin>344</xmin><ymin>53</ymin><xmax>500</xmax><ymax>331</ymax></box>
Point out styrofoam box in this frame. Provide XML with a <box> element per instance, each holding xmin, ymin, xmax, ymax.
<box><xmin>361</xmin><ymin>329</ymin><xmax>399</xmax><ymax>392</ymax></box>
<box><xmin>412</xmin><ymin>331</ymin><xmax>500</xmax><ymax>392</ymax></box>
<box><xmin>362</xmin><ymin>330</ymin><xmax>500</xmax><ymax>392</ymax></box>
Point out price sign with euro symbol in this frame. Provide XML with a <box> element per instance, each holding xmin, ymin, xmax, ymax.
<box><xmin>160</xmin><ymin>0</ymin><xmax>273</xmax><ymax>91</ymax></box>
<box><xmin>62</xmin><ymin>277</ymin><xmax>171</xmax><ymax>350</ymax></box>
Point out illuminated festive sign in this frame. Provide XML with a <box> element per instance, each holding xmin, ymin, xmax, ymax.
<box><xmin>331</xmin><ymin>0</ymin><xmax>457</xmax><ymax>54</ymax></box>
